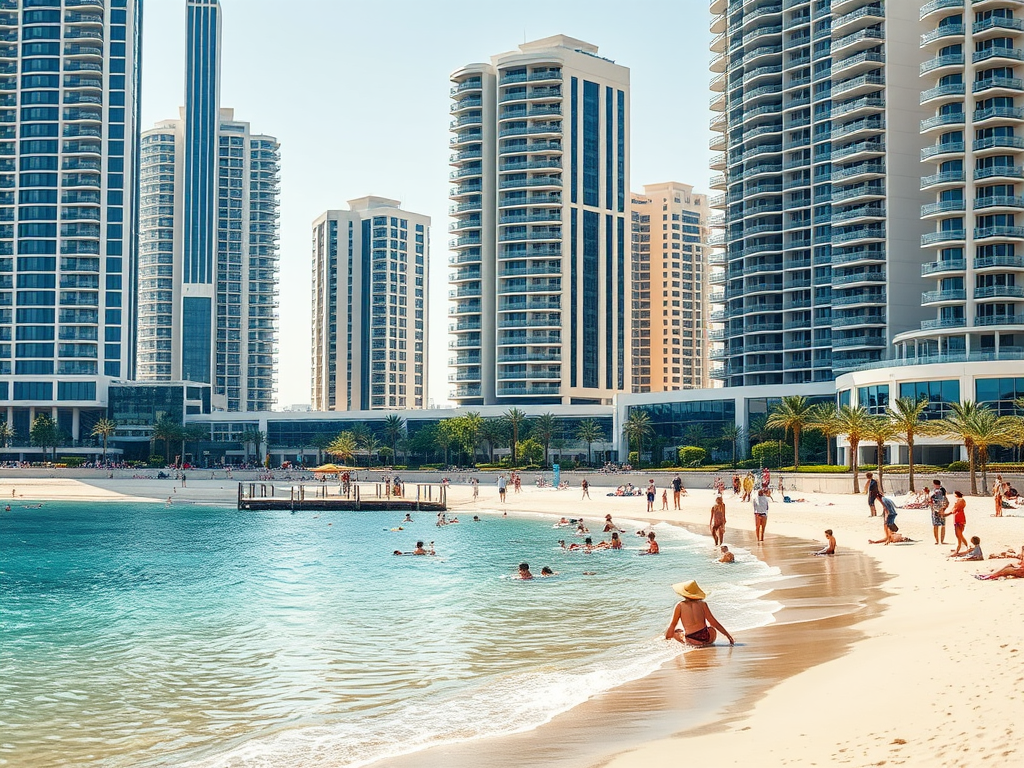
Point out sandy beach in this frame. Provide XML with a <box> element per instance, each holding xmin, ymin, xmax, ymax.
<box><xmin>3</xmin><ymin>472</ymin><xmax>1022</xmax><ymax>767</ymax></box>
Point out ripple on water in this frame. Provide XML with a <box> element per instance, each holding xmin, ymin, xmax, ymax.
<box><xmin>0</xmin><ymin>503</ymin><xmax>781</xmax><ymax>768</ymax></box>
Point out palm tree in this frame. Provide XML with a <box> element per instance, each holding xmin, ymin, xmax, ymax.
<box><xmin>576</xmin><ymin>418</ymin><xmax>605</xmax><ymax>467</ymax></box>
<box><xmin>532</xmin><ymin>413</ymin><xmax>557</xmax><ymax>468</ymax></box>
<box><xmin>363</xmin><ymin>434</ymin><xmax>383</xmax><ymax>467</ymax></box>
<box><xmin>90</xmin><ymin>418</ymin><xmax>117</xmax><ymax>464</ymax></box>
<box><xmin>382</xmin><ymin>415</ymin><xmax>406</xmax><ymax>465</ymax></box>
<box><xmin>152</xmin><ymin>415</ymin><xmax>182</xmax><ymax>464</ymax></box>
<box><xmin>971</xmin><ymin>408</ymin><xmax>1015</xmax><ymax>492</ymax></box>
<box><xmin>327</xmin><ymin>432</ymin><xmax>357</xmax><ymax>465</ymax></box>
<box><xmin>310</xmin><ymin>432</ymin><xmax>333</xmax><ymax>466</ymax></box>
<box><xmin>0</xmin><ymin>420</ymin><xmax>14</xmax><ymax>448</ymax></box>
<box><xmin>864</xmin><ymin>416</ymin><xmax>898</xmax><ymax>492</ymax></box>
<box><xmin>181</xmin><ymin>424</ymin><xmax>209</xmax><ymax>467</ymax></box>
<box><xmin>30</xmin><ymin>414</ymin><xmax>62</xmax><ymax>462</ymax></box>
<box><xmin>503</xmin><ymin>407</ymin><xmax>527</xmax><ymax>467</ymax></box>
<box><xmin>942</xmin><ymin>401</ymin><xmax>984</xmax><ymax>495</ymax></box>
<box><xmin>622</xmin><ymin>409</ymin><xmax>655</xmax><ymax>469</ymax></box>
<box><xmin>765</xmin><ymin>395</ymin><xmax>814</xmax><ymax>471</ymax></box>
<box><xmin>719</xmin><ymin>423</ymin><xmax>742</xmax><ymax>468</ymax></box>
<box><xmin>479</xmin><ymin>418</ymin><xmax>505</xmax><ymax>464</ymax></box>
<box><xmin>683</xmin><ymin>423</ymin><xmax>708</xmax><ymax>450</ymax></box>
<box><xmin>889</xmin><ymin>396</ymin><xmax>936</xmax><ymax>492</ymax></box>
<box><xmin>240</xmin><ymin>428</ymin><xmax>266</xmax><ymax>466</ymax></box>
<box><xmin>835</xmin><ymin>405</ymin><xmax>872</xmax><ymax>493</ymax></box>
<box><xmin>806</xmin><ymin>402</ymin><xmax>841</xmax><ymax>466</ymax></box>
<box><xmin>459</xmin><ymin>411</ymin><xmax>483</xmax><ymax>465</ymax></box>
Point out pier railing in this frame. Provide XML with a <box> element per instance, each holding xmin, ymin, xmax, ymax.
<box><xmin>237</xmin><ymin>482</ymin><xmax>447</xmax><ymax>511</ymax></box>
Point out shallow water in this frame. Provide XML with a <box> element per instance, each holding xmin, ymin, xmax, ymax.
<box><xmin>0</xmin><ymin>503</ymin><xmax>781</xmax><ymax>768</ymax></box>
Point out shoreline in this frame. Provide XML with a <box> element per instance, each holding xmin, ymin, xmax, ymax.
<box><xmin>4</xmin><ymin>477</ymin><xmax>1022</xmax><ymax>767</ymax></box>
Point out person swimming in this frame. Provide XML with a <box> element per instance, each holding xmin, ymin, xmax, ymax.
<box><xmin>403</xmin><ymin>514</ymin><xmax>413</xmax><ymax>523</ymax></box>
<box><xmin>639</xmin><ymin>531</ymin><xmax>660</xmax><ymax>555</ymax></box>
<box><xmin>540</xmin><ymin>566</ymin><xmax>556</xmax><ymax>576</ymax></box>
<box><xmin>516</xmin><ymin>562</ymin><xmax>533</xmax><ymax>580</ymax></box>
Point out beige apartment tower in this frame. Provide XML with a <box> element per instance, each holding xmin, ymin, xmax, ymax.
<box><xmin>630</xmin><ymin>183</ymin><xmax>711</xmax><ymax>392</ymax></box>
<box><xmin>311</xmin><ymin>198</ymin><xmax>429</xmax><ymax>411</ymax></box>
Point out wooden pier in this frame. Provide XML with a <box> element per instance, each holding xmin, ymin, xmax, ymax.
<box><xmin>237</xmin><ymin>482</ymin><xmax>447</xmax><ymax>512</ymax></box>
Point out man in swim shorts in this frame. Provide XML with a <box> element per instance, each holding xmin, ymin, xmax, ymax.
<box><xmin>665</xmin><ymin>580</ymin><xmax>734</xmax><ymax>647</ymax></box>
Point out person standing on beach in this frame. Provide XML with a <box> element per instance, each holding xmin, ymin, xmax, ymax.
<box><xmin>581</xmin><ymin>478</ymin><xmax>590</xmax><ymax>500</ymax></box>
<box><xmin>951</xmin><ymin>490</ymin><xmax>969</xmax><ymax>555</ymax></box>
<box><xmin>752</xmin><ymin>488</ymin><xmax>769</xmax><ymax>543</ymax></box>
<box><xmin>710</xmin><ymin>494</ymin><xmax>726</xmax><ymax>546</ymax></box>
<box><xmin>471</xmin><ymin>477</ymin><xmax>479</xmax><ymax>500</ymax></box>
<box><xmin>930</xmin><ymin>478</ymin><xmax>950</xmax><ymax>545</ymax></box>
<box><xmin>993</xmin><ymin>474</ymin><xmax>1004</xmax><ymax>517</ymax></box>
<box><xmin>497</xmin><ymin>475</ymin><xmax>507</xmax><ymax>503</ymax></box>
<box><xmin>864</xmin><ymin>471</ymin><xmax>880</xmax><ymax>517</ymax></box>
<box><xmin>646</xmin><ymin>479</ymin><xmax>656</xmax><ymax>513</ymax></box>
<box><xmin>672</xmin><ymin>474</ymin><xmax>683</xmax><ymax>510</ymax></box>
<box><xmin>742</xmin><ymin>472</ymin><xmax>754</xmax><ymax>502</ymax></box>
<box><xmin>665</xmin><ymin>580</ymin><xmax>734</xmax><ymax>647</ymax></box>
<box><xmin>879</xmin><ymin>495</ymin><xmax>899</xmax><ymax>544</ymax></box>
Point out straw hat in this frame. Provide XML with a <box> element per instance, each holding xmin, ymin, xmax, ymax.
<box><xmin>672</xmin><ymin>580</ymin><xmax>706</xmax><ymax>601</ymax></box>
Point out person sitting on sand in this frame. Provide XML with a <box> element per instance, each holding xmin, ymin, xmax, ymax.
<box><xmin>870</xmin><ymin>533</ymin><xmax>914</xmax><ymax>544</ymax></box>
<box><xmin>814</xmin><ymin>529</ymin><xmax>836</xmax><ymax>556</ymax></box>
<box><xmin>665</xmin><ymin>580</ymin><xmax>735</xmax><ymax>647</ymax></box>
<box><xmin>640</xmin><ymin>531</ymin><xmax>660</xmax><ymax>555</ymax></box>
<box><xmin>540</xmin><ymin>566</ymin><xmax>556</xmax><ymax>576</ymax></box>
<box><xmin>516</xmin><ymin>562</ymin><xmax>533</xmax><ymax>580</ymax></box>
<box><xmin>950</xmin><ymin>536</ymin><xmax>983</xmax><ymax>561</ymax></box>
<box><xmin>718</xmin><ymin>545</ymin><xmax>735</xmax><ymax>563</ymax></box>
<box><xmin>976</xmin><ymin>549</ymin><xmax>1024</xmax><ymax>579</ymax></box>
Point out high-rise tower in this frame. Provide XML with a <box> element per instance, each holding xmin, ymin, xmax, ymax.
<box><xmin>707</xmin><ymin>0</ymin><xmax>932</xmax><ymax>385</ymax></box>
<box><xmin>448</xmin><ymin>35</ymin><xmax>630</xmax><ymax>406</ymax></box>
<box><xmin>311</xmin><ymin>198</ymin><xmax>430</xmax><ymax>411</ymax></box>
<box><xmin>0</xmin><ymin>0</ymin><xmax>142</xmax><ymax>439</ymax></box>
<box><xmin>137</xmin><ymin>1</ymin><xmax>280</xmax><ymax>412</ymax></box>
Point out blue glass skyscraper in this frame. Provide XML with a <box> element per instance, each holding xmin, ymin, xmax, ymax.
<box><xmin>0</xmin><ymin>0</ymin><xmax>142</xmax><ymax>444</ymax></box>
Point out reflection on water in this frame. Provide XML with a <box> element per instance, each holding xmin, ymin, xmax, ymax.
<box><xmin>0</xmin><ymin>504</ymin><xmax>781</xmax><ymax>768</ymax></box>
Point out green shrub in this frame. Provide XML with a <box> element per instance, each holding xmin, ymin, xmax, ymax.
<box><xmin>677</xmin><ymin>446</ymin><xmax>707</xmax><ymax>466</ymax></box>
<box><xmin>660</xmin><ymin>460</ymin><xmax>674</xmax><ymax>468</ymax></box>
<box><xmin>59</xmin><ymin>456</ymin><xmax>86</xmax><ymax>467</ymax></box>
<box><xmin>750</xmin><ymin>442</ymin><xmax>793</xmax><ymax>466</ymax></box>
<box><xmin>794</xmin><ymin>464</ymin><xmax>851</xmax><ymax>473</ymax></box>
<box><xmin>737</xmin><ymin>458</ymin><xmax>759</xmax><ymax>469</ymax></box>
<box><xmin>946</xmin><ymin>460</ymin><xmax>969</xmax><ymax>472</ymax></box>
<box><xmin>628</xmin><ymin>451</ymin><xmax>639</xmax><ymax>467</ymax></box>
<box><xmin>418</xmin><ymin>463</ymin><xmax>442</xmax><ymax>470</ymax></box>
<box><xmin>148</xmin><ymin>455</ymin><xmax>166</xmax><ymax>467</ymax></box>
<box><xmin>981</xmin><ymin>462</ymin><xmax>1024</xmax><ymax>472</ymax></box>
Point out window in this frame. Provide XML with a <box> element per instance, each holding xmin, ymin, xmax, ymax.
<box><xmin>899</xmin><ymin>380</ymin><xmax>960</xmax><ymax>419</ymax></box>
<box><xmin>857</xmin><ymin>385</ymin><xmax>889</xmax><ymax>414</ymax></box>
<box><xmin>976</xmin><ymin>377</ymin><xmax>1024</xmax><ymax>415</ymax></box>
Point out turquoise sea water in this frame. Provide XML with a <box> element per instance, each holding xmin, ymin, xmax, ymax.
<box><xmin>0</xmin><ymin>502</ymin><xmax>782</xmax><ymax>768</ymax></box>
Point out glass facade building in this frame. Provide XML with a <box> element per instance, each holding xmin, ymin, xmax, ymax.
<box><xmin>136</xmin><ymin>0</ymin><xmax>280</xmax><ymax>412</ymax></box>
<box><xmin>707</xmin><ymin>0</ymin><xmax>933</xmax><ymax>386</ymax></box>
<box><xmin>0</xmin><ymin>0</ymin><xmax>141</xmax><ymax>442</ymax></box>
<box><xmin>449</xmin><ymin>35</ymin><xmax>630</xmax><ymax>406</ymax></box>
<box><xmin>311</xmin><ymin>198</ymin><xmax>429</xmax><ymax>411</ymax></box>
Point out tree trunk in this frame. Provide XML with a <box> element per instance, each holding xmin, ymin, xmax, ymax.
<box><xmin>980</xmin><ymin>447</ymin><xmax>988</xmax><ymax>494</ymax></box>
<box><xmin>793</xmin><ymin>428</ymin><xmax>801</xmax><ymax>471</ymax></box>
<box><xmin>968</xmin><ymin>441</ymin><xmax>977</xmax><ymax>495</ymax></box>
<box><xmin>876</xmin><ymin>440</ymin><xmax>884</xmax><ymax>493</ymax></box>
<box><xmin>907</xmin><ymin>436</ymin><xmax>915</xmax><ymax>492</ymax></box>
<box><xmin>851</xmin><ymin>438</ymin><xmax>860</xmax><ymax>493</ymax></box>
<box><xmin>825</xmin><ymin>435</ymin><xmax>832</xmax><ymax>466</ymax></box>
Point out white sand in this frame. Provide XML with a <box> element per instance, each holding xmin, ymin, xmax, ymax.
<box><xmin>3</xmin><ymin>473</ymin><xmax>1021</xmax><ymax>767</ymax></box>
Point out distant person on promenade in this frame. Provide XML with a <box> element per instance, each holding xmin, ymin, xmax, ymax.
<box><xmin>718</xmin><ymin>545</ymin><xmax>734</xmax><ymax>563</ymax></box>
<box><xmin>710</xmin><ymin>494</ymin><xmax>726</xmax><ymax>546</ymax></box>
<box><xmin>814</xmin><ymin>529</ymin><xmax>836</xmax><ymax>556</ymax></box>
<box><xmin>951</xmin><ymin>490</ymin><xmax>970</xmax><ymax>555</ymax></box>
<box><xmin>864</xmin><ymin>471</ymin><xmax>880</xmax><ymax>517</ymax></box>
<box><xmin>646</xmin><ymin>479</ymin><xmax>656</xmax><ymax>513</ymax></box>
<box><xmin>497</xmin><ymin>475</ymin><xmax>507</xmax><ymax>503</ymax></box>
<box><xmin>581</xmin><ymin>478</ymin><xmax>590</xmax><ymax>499</ymax></box>
<box><xmin>665</xmin><ymin>580</ymin><xmax>735</xmax><ymax>647</ymax></box>
<box><xmin>672</xmin><ymin>474</ymin><xmax>683</xmax><ymax>509</ymax></box>
<box><xmin>753</xmin><ymin>488</ymin><xmax>769</xmax><ymax>543</ymax></box>
<box><xmin>930</xmin><ymin>478</ymin><xmax>951</xmax><ymax>545</ymax></box>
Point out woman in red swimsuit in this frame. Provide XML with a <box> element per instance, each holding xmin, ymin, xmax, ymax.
<box><xmin>665</xmin><ymin>580</ymin><xmax>735</xmax><ymax>647</ymax></box>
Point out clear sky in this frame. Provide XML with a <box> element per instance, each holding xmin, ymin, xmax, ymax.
<box><xmin>139</xmin><ymin>0</ymin><xmax>714</xmax><ymax>408</ymax></box>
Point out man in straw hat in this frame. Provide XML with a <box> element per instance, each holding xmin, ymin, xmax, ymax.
<box><xmin>665</xmin><ymin>580</ymin><xmax>735</xmax><ymax>647</ymax></box>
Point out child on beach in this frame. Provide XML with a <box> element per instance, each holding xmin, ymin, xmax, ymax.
<box><xmin>951</xmin><ymin>536</ymin><xmax>983</xmax><ymax>561</ymax></box>
<box><xmin>661</xmin><ymin>488</ymin><xmax>668</xmax><ymax>510</ymax></box>
<box><xmin>814</xmin><ymin>529</ymin><xmax>836</xmax><ymax>556</ymax></box>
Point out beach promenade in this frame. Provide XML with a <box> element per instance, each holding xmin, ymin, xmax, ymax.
<box><xmin>3</xmin><ymin>473</ymin><xmax>1022</xmax><ymax>767</ymax></box>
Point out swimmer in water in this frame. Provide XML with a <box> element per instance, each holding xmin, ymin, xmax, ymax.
<box><xmin>517</xmin><ymin>562</ymin><xmax>534</xmax><ymax>580</ymax></box>
<box><xmin>540</xmin><ymin>566</ymin><xmax>556</xmax><ymax>576</ymax></box>
<box><xmin>719</xmin><ymin>545</ymin><xmax>735</xmax><ymax>563</ymax></box>
<box><xmin>403</xmin><ymin>514</ymin><xmax>413</xmax><ymax>523</ymax></box>
<box><xmin>609</xmin><ymin>531</ymin><xmax>622</xmax><ymax>550</ymax></box>
<box><xmin>639</xmin><ymin>531</ymin><xmax>660</xmax><ymax>555</ymax></box>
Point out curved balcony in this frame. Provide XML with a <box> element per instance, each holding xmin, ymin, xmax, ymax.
<box><xmin>831</xmin><ymin>161</ymin><xmax>885</xmax><ymax>183</ymax></box>
<box><xmin>498</xmin><ymin>230</ymin><xmax>561</xmax><ymax>243</ymax></box>
<box><xmin>920</xmin><ymin>81</ymin><xmax>965</xmax><ymax>105</ymax></box>
<box><xmin>450</xmin><ymin>267</ymin><xmax>482</xmax><ymax>283</ymax></box>
<box><xmin>832</xmin><ymin>181</ymin><xmax>885</xmax><ymax>203</ymax></box>
<box><xmin>974</xmin><ymin>314</ymin><xmax>1024</xmax><ymax>327</ymax></box>
<box><xmin>448</xmin><ymin>251</ymin><xmax>482</xmax><ymax>266</ymax></box>
<box><xmin>832</xmin><ymin>96</ymin><xmax>884</xmax><ymax>120</ymax></box>
<box><xmin>832</xmin><ymin>292</ymin><xmax>885</xmax><ymax>307</ymax></box>
<box><xmin>973</xmin><ymin>16</ymin><xmax>1024</xmax><ymax>38</ymax></box>
<box><xmin>920</xmin><ymin>140</ymin><xmax>965</xmax><ymax>160</ymax></box>
<box><xmin>975</xmin><ymin>195</ymin><xmax>1024</xmax><ymax>212</ymax></box>
<box><xmin>921</xmin><ymin>24</ymin><xmax>965</xmax><ymax>49</ymax></box>
<box><xmin>975</xmin><ymin>225</ymin><xmax>1024</xmax><ymax>241</ymax></box>
<box><xmin>921</xmin><ymin>229</ymin><xmax>966</xmax><ymax>246</ymax></box>
<box><xmin>919</xmin><ymin>317</ymin><xmax>967</xmax><ymax>331</ymax></box>
<box><xmin>972</xmin><ymin>76</ymin><xmax>1024</xmax><ymax>97</ymax></box>
<box><xmin>832</xmin><ymin>4</ymin><xmax>884</xmax><ymax>37</ymax></box>
<box><xmin>920</xmin><ymin>0</ymin><xmax>963</xmax><ymax>21</ymax></box>
<box><xmin>832</xmin><ymin>139</ymin><xmax>885</xmax><ymax>162</ymax></box>
<box><xmin>921</xmin><ymin>199</ymin><xmax>965</xmax><ymax>217</ymax></box>
<box><xmin>450</xmin><ymin>79</ymin><xmax>483</xmax><ymax>96</ymax></box>
<box><xmin>451</xmin><ymin>97</ymin><xmax>482</xmax><ymax>113</ymax></box>
<box><xmin>497</xmin><ymin>123</ymin><xmax>562</xmax><ymax>139</ymax></box>
<box><xmin>497</xmin><ymin>175</ymin><xmax>562</xmax><ymax>191</ymax></box>
<box><xmin>920</xmin><ymin>52</ymin><xmax>965</xmax><ymax>76</ymax></box>
<box><xmin>833</xmin><ymin>204</ymin><xmax>886</xmax><ymax>224</ymax></box>
<box><xmin>832</xmin><ymin>271</ymin><xmax>885</xmax><ymax>287</ymax></box>
<box><xmin>975</xmin><ymin>285</ymin><xmax>1024</xmax><ymax>300</ymax></box>
<box><xmin>974</xmin><ymin>105</ymin><xmax>1024</xmax><ymax>125</ymax></box>
<box><xmin>973</xmin><ymin>47</ymin><xmax>1024</xmax><ymax>67</ymax></box>
<box><xmin>450</xmin><ymin>113</ymin><xmax>483</xmax><ymax>130</ymax></box>
<box><xmin>833</xmin><ymin>72</ymin><xmax>886</xmax><ymax>100</ymax></box>
<box><xmin>921</xmin><ymin>289</ymin><xmax>967</xmax><ymax>304</ymax></box>
<box><xmin>921</xmin><ymin>258</ymin><xmax>966</xmax><ymax>276</ymax></box>
<box><xmin>832</xmin><ymin>27</ymin><xmax>884</xmax><ymax>56</ymax></box>
<box><xmin>500</xmin><ymin>193</ymin><xmax>562</xmax><ymax>208</ymax></box>
<box><xmin>450</xmin><ymin>131</ymin><xmax>483</xmax><ymax>147</ymax></box>
<box><xmin>920</xmin><ymin>112</ymin><xmax>965</xmax><ymax>133</ymax></box>
<box><xmin>450</xmin><ymin>181</ymin><xmax>483</xmax><ymax>199</ymax></box>
<box><xmin>921</xmin><ymin>170</ymin><xmax>965</xmax><ymax>190</ymax></box>
<box><xmin>973</xmin><ymin>135</ymin><xmax>1024</xmax><ymax>155</ymax></box>
<box><xmin>975</xmin><ymin>254</ymin><xmax>1024</xmax><ymax>270</ymax></box>
<box><xmin>975</xmin><ymin>165</ymin><xmax>1024</xmax><ymax>182</ymax></box>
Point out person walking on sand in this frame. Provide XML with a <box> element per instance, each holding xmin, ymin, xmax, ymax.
<box><xmin>646</xmin><ymin>479</ymin><xmax>656</xmax><ymax>513</ymax></box>
<box><xmin>581</xmin><ymin>478</ymin><xmax>590</xmax><ymax>500</ymax></box>
<box><xmin>471</xmin><ymin>477</ymin><xmax>479</xmax><ymax>500</ymax></box>
<box><xmin>672</xmin><ymin>474</ymin><xmax>683</xmax><ymax>510</ymax></box>
<box><xmin>710</xmin><ymin>494</ymin><xmax>726</xmax><ymax>546</ymax></box>
<box><xmin>665</xmin><ymin>580</ymin><xmax>734</xmax><ymax>647</ymax></box>
<box><xmin>497</xmin><ymin>474</ymin><xmax>507</xmax><ymax>503</ymax></box>
<box><xmin>930</xmin><ymin>478</ymin><xmax>950</xmax><ymax>545</ymax></box>
<box><xmin>864</xmin><ymin>471</ymin><xmax>880</xmax><ymax>517</ymax></box>
<box><xmin>742</xmin><ymin>471</ymin><xmax>754</xmax><ymax>502</ymax></box>
<box><xmin>951</xmin><ymin>490</ymin><xmax>969</xmax><ymax>555</ymax></box>
<box><xmin>752</xmin><ymin>488</ymin><xmax>769</xmax><ymax>543</ymax></box>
